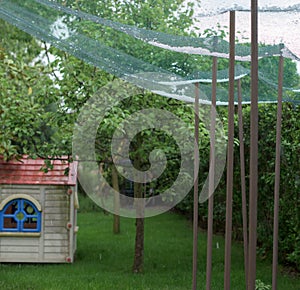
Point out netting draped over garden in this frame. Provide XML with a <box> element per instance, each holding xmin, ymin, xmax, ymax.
<box><xmin>0</xmin><ymin>0</ymin><xmax>299</xmax><ymax>104</ymax></box>
<box><xmin>1</xmin><ymin>1</ymin><xmax>299</xmax><ymax>287</ymax></box>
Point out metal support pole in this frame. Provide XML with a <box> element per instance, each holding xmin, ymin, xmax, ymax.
<box><xmin>192</xmin><ymin>82</ymin><xmax>200</xmax><ymax>290</ymax></box>
<box><xmin>237</xmin><ymin>79</ymin><xmax>249</xmax><ymax>290</ymax></box>
<box><xmin>224</xmin><ymin>10</ymin><xmax>235</xmax><ymax>290</ymax></box>
<box><xmin>272</xmin><ymin>52</ymin><xmax>284</xmax><ymax>290</ymax></box>
<box><xmin>206</xmin><ymin>55</ymin><xmax>218</xmax><ymax>290</ymax></box>
<box><xmin>248</xmin><ymin>0</ymin><xmax>259</xmax><ymax>289</ymax></box>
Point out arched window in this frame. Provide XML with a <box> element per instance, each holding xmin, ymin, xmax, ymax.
<box><xmin>0</xmin><ymin>197</ymin><xmax>41</xmax><ymax>233</ymax></box>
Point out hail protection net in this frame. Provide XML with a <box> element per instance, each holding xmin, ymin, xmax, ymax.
<box><xmin>0</xmin><ymin>0</ymin><xmax>299</xmax><ymax>105</ymax></box>
<box><xmin>0</xmin><ymin>0</ymin><xmax>299</xmax><ymax>213</ymax></box>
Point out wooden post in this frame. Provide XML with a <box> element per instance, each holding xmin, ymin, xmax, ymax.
<box><xmin>192</xmin><ymin>82</ymin><xmax>200</xmax><ymax>290</ymax></box>
<box><xmin>206</xmin><ymin>53</ymin><xmax>217</xmax><ymax>290</ymax></box>
<box><xmin>237</xmin><ymin>79</ymin><xmax>249</xmax><ymax>290</ymax></box>
<box><xmin>272</xmin><ymin>50</ymin><xmax>284</xmax><ymax>290</ymax></box>
<box><xmin>224</xmin><ymin>10</ymin><xmax>235</xmax><ymax>290</ymax></box>
<box><xmin>248</xmin><ymin>0</ymin><xmax>259</xmax><ymax>289</ymax></box>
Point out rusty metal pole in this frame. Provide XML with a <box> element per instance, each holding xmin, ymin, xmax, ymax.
<box><xmin>206</xmin><ymin>55</ymin><xmax>218</xmax><ymax>290</ymax></box>
<box><xmin>237</xmin><ymin>79</ymin><xmax>249</xmax><ymax>290</ymax></box>
<box><xmin>248</xmin><ymin>0</ymin><xmax>259</xmax><ymax>289</ymax></box>
<box><xmin>224</xmin><ymin>10</ymin><xmax>235</xmax><ymax>290</ymax></box>
<box><xmin>192</xmin><ymin>82</ymin><xmax>200</xmax><ymax>290</ymax></box>
<box><xmin>272</xmin><ymin>50</ymin><xmax>284</xmax><ymax>290</ymax></box>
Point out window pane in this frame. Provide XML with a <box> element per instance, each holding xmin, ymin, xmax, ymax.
<box><xmin>3</xmin><ymin>217</ymin><xmax>17</xmax><ymax>229</ymax></box>
<box><xmin>23</xmin><ymin>201</ymin><xmax>38</xmax><ymax>229</ymax></box>
<box><xmin>24</xmin><ymin>202</ymin><xmax>36</xmax><ymax>215</ymax></box>
<box><xmin>4</xmin><ymin>201</ymin><xmax>18</xmax><ymax>215</ymax></box>
<box><xmin>23</xmin><ymin>217</ymin><xmax>37</xmax><ymax>229</ymax></box>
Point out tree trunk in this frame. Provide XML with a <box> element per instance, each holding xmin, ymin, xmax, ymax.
<box><xmin>133</xmin><ymin>217</ymin><xmax>144</xmax><ymax>272</ymax></box>
<box><xmin>132</xmin><ymin>152</ymin><xmax>145</xmax><ymax>273</ymax></box>
<box><xmin>132</xmin><ymin>180</ymin><xmax>144</xmax><ymax>273</ymax></box>
<box><xmin>112</xmin><ymin>165</ymin><xmax>120</xmax><ymax>234</ymax></box>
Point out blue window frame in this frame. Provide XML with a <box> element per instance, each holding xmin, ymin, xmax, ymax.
<box><xmin>0</xmin><ymin>198</ymin><xmax>41</xmax><ymax>233</ymax></box>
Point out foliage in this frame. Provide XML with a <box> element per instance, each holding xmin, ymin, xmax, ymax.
<box><xmin>255</xmin><ymin>279</ymin><xmax>271</xmax><ymax>290</ymax></box>
<box><xmin>0</xmin><ymin>20</ymin><xmax>54</xmax><ymax>159</ymax></box>
<box><xmin>177</xmin><ymin>102</ymin><xmax>300</xmax><ymax>271</ymax></box>
<box><xmin>241</xmin><ymin>103</ymin><xmax>300</xmax><ymax>270</ymax></box>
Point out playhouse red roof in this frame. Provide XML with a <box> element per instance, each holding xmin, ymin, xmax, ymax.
<box><xmin>0</xmin><ymin>156</ymin><xmax>77</xmax><ymax>186</ymax></box>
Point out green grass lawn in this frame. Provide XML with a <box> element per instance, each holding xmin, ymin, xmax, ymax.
<box><xmin>0</xmin><ymin>206</ymin><xmax>299</xmax><ymax>289</ymax></box>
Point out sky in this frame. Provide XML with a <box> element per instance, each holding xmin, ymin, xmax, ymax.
<box><xmin>183</xmin><ymin>1</ymin><xmax>300</xmax><ymax>74</ymax></box>
<box><xmin>192</xmin><ymin>0</ymin><xmax>300</xmax><ymax>16</ymax></box>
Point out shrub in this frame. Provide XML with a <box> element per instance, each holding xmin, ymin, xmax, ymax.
<box><xmin>176</xmin><ymin>103</ymin><xmax>300</xmax><ymax>271</ymax></box>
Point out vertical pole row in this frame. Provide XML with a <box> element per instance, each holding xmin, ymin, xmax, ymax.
<box><xmin>272</xmin><ymin>52</ymin><xmax>284</xmax><ymax>290</ymax></box>
<box><xmin>237</xmin><ymin>79</ymin><xmax>249</xmax><ymax>289</ymax></box>
<box><xmin>224</xmin><ymin>10</ymin><xmax>235</xmax><ymax>290</ymax></box>
<box><xmin>192</xmin><ymin>82</ymin><xmax>200</xmax><ymax>290</ymax></box>
<box><xmin>206</xmin><ymin>54</ymin><xmax>218</xmax><ymax>290</ymax></box>
<box><xmin>248</xmin><ymin>0</ymin><xmax>259</xmax><ymax>289</ymax></box>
